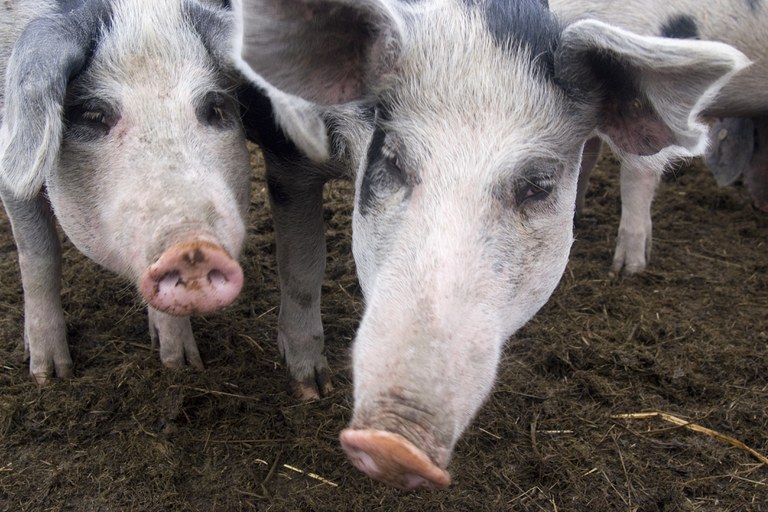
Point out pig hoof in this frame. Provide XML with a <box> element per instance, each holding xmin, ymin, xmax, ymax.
<box><xmin>31</xmin><ymin>363</ymin><xmax>73</xmax><ymax>385</ymax></box>
<box><xmin>291</xmin><ymin>368</ymin><xmax>333</xmax><ymax>400</ymax></box>
<box><xmin>340</xmin><ymin>429</ymin><xmax>451</xmax><ymax>490</ymax></box>
<box><xmin>140</xmin><ymin>241</ymin><xmax>243</xmax><ymax>316</ymax></box>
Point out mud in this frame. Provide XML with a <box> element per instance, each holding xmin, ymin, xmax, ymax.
<box><xmin>1</xmin><ymin>145</ymin><xmax>766</xmax><ymax>511</ymax></box>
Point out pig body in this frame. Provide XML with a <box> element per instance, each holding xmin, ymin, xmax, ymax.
<box><xmin>0</xmin><ymin>0</ymin><xmax>328</xmax><ymax>382</ymax></box>
<box><xmin>551</xmin><ymin>0</ymin><xmax>768</xmax><ymax>274</ymax></box>
<box><xmin>238</xmin><ymin>0</ymin><xmax>748</xmax><ymax>489</ymax></box>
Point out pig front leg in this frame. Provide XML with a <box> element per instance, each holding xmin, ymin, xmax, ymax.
<box><xmin>147</xmin><ymin>307</ymin><xmax>203</xmax><ymax>370</ymax></box>
<box><xmin>265</xmin><ymin>158</ymin><xmax>331</xmax><ymax>400</ymax></box>
<box><xmin>1</xmin><ymin>192</ymin><xmax>71</xmax><ymax>383</ymax></box>
<box><xmin>612</xmin><ymin>157</ymin><xmax>660</xmax><ymax>276</ymax></box>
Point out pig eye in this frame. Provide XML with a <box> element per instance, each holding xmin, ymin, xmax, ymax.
<box><xmin>381</xmin><ymin>139</ymin><xmax>407</xmax><ymax>183</ymax></box>
<box><xmin>198</xmin><ymin>91</ymin><xmax>237</xmax><ymax>129</ymax></box>
<box><xmin>517</xmin><ymin>175</ymin><xmax>555</xmax><ymax>205</ymax></box>
<box><xmin>66</xmin><ymin>99</ymin><xmax>119</xmax><ymax>138</ymax></box>
<box><xmin>365</xmin><ymin>126</ymin><xmax>409</xmax><ymax>190</ymax></box>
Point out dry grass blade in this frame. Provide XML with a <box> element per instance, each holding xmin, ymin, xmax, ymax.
<box><xmin>282</xmin><ymin>464</ymin><xmax>339</xmax><ymax>488</ymax></box>
<box><xmin>613</xmin><ymin>412</ymin><xmax>768</xmax><ymax>465</ymax></box>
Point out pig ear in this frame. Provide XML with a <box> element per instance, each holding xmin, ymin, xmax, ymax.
<box><xmin>0</xmin><ymin>1</ymin><xmax>111</xmax><ymax>200</ymax></box>
<box><xmin>233</xmin><ymin>0</ymin><xmax>405</xmax><ymax>105</ymax></box>
<box><xmin>555</xmin><ymin>19</ymin><xmax>750</xmax><ymax>161</ymax></box>
<box><xmin>185</xmin><ymin>0</ymin><xmax>330</xmax><ymax>162</ymax></box>
<box><xmin>236</xmin><ymin>71</ymin><xmax>331</xmax><ymax>163</ymax></box>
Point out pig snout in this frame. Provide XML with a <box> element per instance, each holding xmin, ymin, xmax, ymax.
<box><xmin>340</xmin><ymin>429</ymin><xmax>451</xmax><ymax>490</ymax></box>
<box><xmin>139</xmin><ymin>241</ymin><xmax>243</xmax><ymax>316</ymax></box>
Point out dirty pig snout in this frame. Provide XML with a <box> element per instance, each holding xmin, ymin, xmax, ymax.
<box><xmin>139</xmin><ymin>241</ymin><xmax>243</xmax><ymax>316</ymax></box>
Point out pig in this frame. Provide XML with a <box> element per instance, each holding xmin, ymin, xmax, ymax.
<box><xmin>236</xmin><ymin>0</ymin><xmax>750</xmax><ymax>489</ymax></box>
<box><xmin>550</xmin><ymin>0</ymin><xmax>768</xmax><ymax>275</ymax></box>
<box><xmin>0</xmin><ymin>0</ymin><xmax>329</xmax><ymax>383</ymax></box>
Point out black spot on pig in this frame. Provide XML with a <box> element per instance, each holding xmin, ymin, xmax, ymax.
<box><xmin>469</xmin><ymin>0</ymin><xmax>562</xmax><ymax>79</ymax></box>
<box><xmin>358</xmin><ymin>125</ymin><xmax>388</xmax><ymax>215</ymax></box>
<box><xmin>238</xmin><ymin>84</ymin><xmax>301</xmax><ymax>161</ymax></box>
<box><xmin>660</xmin><ymin>14</ymin><xmax>699</xmax><ymax>39</ymax></box>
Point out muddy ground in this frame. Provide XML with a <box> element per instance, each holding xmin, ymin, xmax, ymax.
<box><xmin>1</xmin><ymin>145</ymin><xmax>766</xmax><ymax>511</ymax></box>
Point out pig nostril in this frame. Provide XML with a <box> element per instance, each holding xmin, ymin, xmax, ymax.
<box><xmin>207</xmin><ymin>269</ymin><xmax>227</xmax><ymax>287</ymax></box>
<box><xmin>158</xmin><ymin>271</ymin><xmax>185</xmax><ymax>289</ymax></box>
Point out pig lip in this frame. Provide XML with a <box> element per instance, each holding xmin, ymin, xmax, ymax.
<box><xmin>340</xmin><ymin>428</ymin><xmax>451</xmax><ymax>490</ymax></box>
<box><xmin>139</xmin><ymin>241</ymin><xmax>243</xmax><ymax>316</ymax></box>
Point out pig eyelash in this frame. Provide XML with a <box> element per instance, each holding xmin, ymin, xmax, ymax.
<box><xmin>198</xmin><ymin>91</ymin><xmax>237</xmax><ymax>129</ymax></box>
<box><xmin>518</xmin><ymin>175</ymin><xmax>555</xmax><ymax>205</ymax></box>
<box><xmin>66</xmin><ymin>99</ymin><xmax>119</xmax><ymax>138</ymax></box>
<box><xmin>81</xmin><ymin>110</ymin><xmax>104</xmax><ymax>123</ymax></box>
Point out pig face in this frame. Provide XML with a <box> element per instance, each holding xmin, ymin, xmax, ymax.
<box><xmin>348</xmin><ymin>14</ymin><xmax>593</xmax><ymax>471</ymax></box>
<box><xmin>238</xmin><ymin>0</ymin><xmax>749</xmax><ymax>489</ymax></box>
<box><xmin>49</xmin><ymin>4</ymin><xmax>251</xmax><ymax>285</ymax></box>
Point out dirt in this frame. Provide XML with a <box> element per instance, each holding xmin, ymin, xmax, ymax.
<box><xmin>1</xmin><ymin>146</ymin><xmax>766</xmax><ymax>511</ymax></box>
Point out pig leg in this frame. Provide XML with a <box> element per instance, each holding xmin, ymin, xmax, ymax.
<box><xmin>612</xmin><ymin>157</ymin><xmax>659</xmax><ymax>275</ymax></box>
<box><xmin>575</xmin><ymin>137</ymin><xmax>602</xmax><ymax>215</ymax></box>
<box><xmin>745</xmin><ymin>117</ymin><xmax>768</xmax><ymax>213</ymax></box>
<box><xmin>1</xmin><ymin>192</ymin><xmax>71</xmax><ymax>383</ymax></box>
<box><xmin>147</xmin><ymin>307</ymin><xmax>203</xmax><ymax>370</ymax></box>
<box><xmin>265</xmin><ymin>157</ymin><xmax>331</xmax><ymax>400</ymax></box>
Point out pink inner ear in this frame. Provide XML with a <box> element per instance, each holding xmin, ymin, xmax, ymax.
<box><xmin>600</xmin><ymin>96</ymin><xmax>676</xmax><ymax>156</ymax></box>
<box><xmin>307</xmin><ymin>64</ymin><xmax>366</xmax><ymax>105</ymax></box>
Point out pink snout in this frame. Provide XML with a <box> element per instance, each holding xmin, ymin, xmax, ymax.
<box><xmin>340</xmin><ymin>429</ymin><xmax>451</xmax><ymax>490</ymax></box>
<box><xmin>139</xmin><ymin>241</ymin><xmax>243</xmax><ymax>316</ymax></box>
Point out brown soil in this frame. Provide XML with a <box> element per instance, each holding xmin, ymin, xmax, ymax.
<box><xmin>1</xmin><ymin>145</ymin><xmax>766</xmax><ymax>511</ymax></box>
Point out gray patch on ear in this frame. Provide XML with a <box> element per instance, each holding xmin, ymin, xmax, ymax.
<box><xmin>0</xmin><ymin>0</ymin><xmax>111</xmax><ymax>199</ymax></box>
<box><xmin>235</xmin><ymin>58</ymin><xmax>330</xmax><ymax>163</ymax></box>
<box><xmin>267</xmin><ymin>84</ymin><xmax>331</xmax><ymax>163</ymax></box>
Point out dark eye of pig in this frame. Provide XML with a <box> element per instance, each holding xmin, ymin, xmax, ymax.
<box><xmin>359</xmin><ymin>126</ymin><xmax>412</xmax><ymax>213</ymax></box>
<box><xmin>66</xmin><ymin>99</ymin><xmax>119</xmax><ymax>139</ymax></box>
<box><xmin>517</xmin><ymin>175</ymin><xmax>555</xmax><ymax>205</ymax></box>
<box><xmin>381</xmin><ymin>138</ymin><xmax>407</xmax><ymax>184</ymax></box>
<box><xmin>366</xmin><ymin>126</ymin><xmax>408</xmax><ymax>189</ymax></box>
<box><xmin>198</xmin><ymin>91</ymin><xmax>237</xmax><ymax>129</ymax></box>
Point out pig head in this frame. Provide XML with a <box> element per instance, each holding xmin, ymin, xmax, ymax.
<box><xmin>0</xmin><ymin>0</ymin><xmax>328</xmax><ymax>382</ymax></box>
<box><xmin>238</xmin><ymin>0</ymin><xmax>749</xmax><ymax>489</ymax></box>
